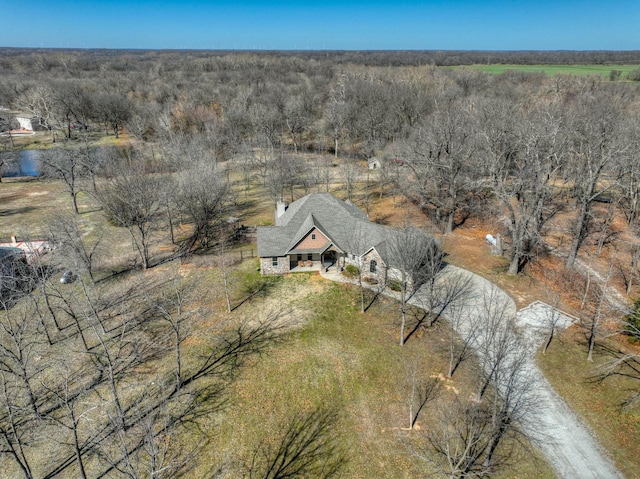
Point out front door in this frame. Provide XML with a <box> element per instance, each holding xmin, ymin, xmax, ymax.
<box><xmin>325</xmin><ymin>250</ymin><xmax>336</xmax><ymax>265</ymax></box>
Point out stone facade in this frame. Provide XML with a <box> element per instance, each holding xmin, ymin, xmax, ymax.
<box><xmin>260</xmin><ymin>256</ymin><xmax>290</xmax><ymax>275</ymax></box>
<box><xmin>361</xmin><ymin>248</ymin><xmax>387</xmax><ymax>286</ymax></box>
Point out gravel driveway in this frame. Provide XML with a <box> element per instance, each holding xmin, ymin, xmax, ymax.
<box><xmin>409</xmin><ymin>265</ymin><xmax>625</xmax><ymax>479</ymax></box>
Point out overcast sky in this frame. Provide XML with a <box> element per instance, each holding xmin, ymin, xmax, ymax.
<box><xmin>1</xmin><ymin>0</ymin><xmax>638</xmax><ymax>50</ymax></box>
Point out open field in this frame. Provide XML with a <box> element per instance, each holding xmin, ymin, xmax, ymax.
<box><xmin>451</xmin><ymin>64</ymin><xmax>640</xmax><ymax>78</ymax></box>
<box><xmin>2</xmin><ymin>128</ymin><xmax>128</xmax><ymax>150</ymax></box>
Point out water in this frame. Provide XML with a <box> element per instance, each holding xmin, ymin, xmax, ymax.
<box><xmin>1</xmin><ymin>146</ymin><xmax>123</xmax><ymax>179</ymax></box>
<box><xmin>1</xmin><ymin>149</ymin><xmax>41</xmax><ymax>177</ymax></box>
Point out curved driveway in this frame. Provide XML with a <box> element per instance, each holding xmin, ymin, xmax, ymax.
<box><xmin>408</xmin><ymin>265</ymin><xmax>625</xmax><ymax>479</ymax></box>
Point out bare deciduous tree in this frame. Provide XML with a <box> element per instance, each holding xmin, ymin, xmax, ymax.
<box><xmin>564</xmin><ymin>93</ymin><xmax>623</xmax><ymax>269</ymax></box>
<box><xmin>402</xmin><ymin>103</ymin><xmax>477</xmax><ymax>233</ymax></box>
<box><xmin>95</xmin><ymin>154</ymin><xmax>163</xmax><ymax>269</ymax></box>
<box><xmin>338</xmin><ymin>158</ymin><xmax>359</xmax><ymax>202</ymax></box>
<box><xmin>39</xmin><ymin>146</ymin><xmax>89</xmax><ymax>215</ymax></box>
<box><xmin>417</xmin><ymin>301</ymin><xmax>539</xmax><ymax>479</ymax></box>
<box><xmin>482</xmin><ymin>102</ymin><xmax>564</xmax><ymax>275</ymax></box>
<box><xmin>47</xmin><ymin>213</ymin><xmax>103</xmax><ymax>282</ymax></box>
<box><xmin>176</xmin><ymin>157</ymin><xmax>229</xmax><ymax>252</ymax></box>
<box><xmin>404</xmin><ymin>358</ymin><xmax>441</xmax><ymax>430</ymax></box>
<box><xmin>386</xmin><ymin>225</ymin><xmax>442</xmax><ymax>346</ymax></box>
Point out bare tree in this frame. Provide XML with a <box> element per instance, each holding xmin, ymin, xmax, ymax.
<box><xmin>565</xmin><ymin>93</ymin><xmax>624</xmax><ymax>269</ymax></box>
<box><xmin>402</xmin><ymin>102</ymin><xmax>477</xmax><ymax>233</ymax></box>
<box><xmin>540</xmin><ymin>298</ymin><xmax>565</xmax><ymax>355</ymax></box>
<box><xmin>481</xmin><ymin>101</ymin><xmax>564</xmax><ymax>275</ymax></box>
<box><xmin>0</xmin><ymin>370</ymin><xmax>37</xmax><ymax>479</ymax></box>
<box><xmin>417</xmin><ymin>311</ymin><xmax>539</xmax><ymax>479</ymax></box>
<box><xmin>325</xmin><ymin>78</ymin><xmax>348</xmax><ymax>158</ymax></box>
<box><xmin>175</xmin><ymin>156</ymin><xmax>229</xmax><ymax>251</ymax></box>
<box><xmin>152</xmin><ymin>272</ymin><xmax>202</xmax><ymax>390</ymax></box>
<box><xmin>445</xmin><ymin>301</ymin><xmax>480</xmax><ymax>378</ymax></box>
<box><xmin>338</xmin><ymin>158</ymin><xmax>359</xmax><ymax>202</ymax></box>
<box><xmin>475</xmin><ymin>287</ymin><xmax>519</xmax><ymax>399</ymax></box>
<box><xmin>386</xmin><ymin>225</ymin><xmax>442</xmax><ymax>346</ymax></box>
<box><xmin>312</xmin><ymin>155</ymin><xmax>334</xmax><ymax>193</ymax></box>
<box><xmin>39</xmin><ymin>146</ymin><xmax>89</xmax><ymax>215</ymax></box>
<box><xmin>580</xmin><ymin>267</ymin><xmax>615</xmax><ymax>362</ymax></box>
<box><xmin>418</xmin><ymin>396</ymin><xmax>497</xmax><ymax>479</ymax></box>
<box><xmin>95</xmin><ymin>92</ymin><xmax>132</xmax><ymax>138</ymax></box>
<box><xmin>619</xmin><ymin>115</ymin><xmax>640</xmax><ymax>226</ymax></box>
<box><xmin>284</xmin><ymin>89</ymin><xmax>314</xmax><ymax>153</ymax></box>
<box><xmin>40</xmin><ymin>360</ymin><xmax>97</xmax><ymax>479</ymax></box>
<box><xmin>0</xmin><ymin>301</ymin><xmax>47</xmax><ymax>415</ymax></box>
<box><xmin>404</xmin><ymin>358</ymin><xmax>441</xmax><ymax>430</ymax></box>
<box><xmin>95</xmin><ymin>154</ymin><xmax>163</xmax><ymax>269</ymax></box>
<box><xmin>15</xmin><ymin>84</ymin><xmax>59</xmax><ymax>141</ymax></box>
<box><xmin>47</xmin><ymin>213</ymin><xmax>103</xmax><ymax>282</ymax></box>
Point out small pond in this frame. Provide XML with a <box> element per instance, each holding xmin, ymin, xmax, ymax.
<box><xmin>1</xmin><ymin>149</ymin><xmax>41</xmax><ymax>177</ymax></box>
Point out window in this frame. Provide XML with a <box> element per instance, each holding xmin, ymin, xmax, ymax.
<box><xmin>297</xmin><ymin>254</ymin><xmax>302</xmax><ymax>261</ymax></box>
<box><xmin>311</xmin><ymin>233</ymin><xmax>316</xmax><ymax>240</ymax></box>
<box><xmin>272</xmin><ymin>257</ymin><xmax>278</xmax><ymax>266</ymax></box>
<box><xmin>307</xmin><ymin>253</ymin><xmax>313</xmax><ymax>261</ymax></box>
<box><xmin>370</xmin><ymin>260</ymin><xmax>377</xmax><ymax>273</ymax></box>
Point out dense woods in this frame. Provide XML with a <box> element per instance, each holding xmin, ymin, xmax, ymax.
<box><xmin>1</xmin><ymin>48</ymin><xmax>640</xmax><ymax>478</ymax></box>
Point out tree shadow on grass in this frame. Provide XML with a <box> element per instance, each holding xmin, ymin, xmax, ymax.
<box><xmin>0</xmin><ymin>206</ymin><xmax>37</xmax><ymax>217</ymax></box>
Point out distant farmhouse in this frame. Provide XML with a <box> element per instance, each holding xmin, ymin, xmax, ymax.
<box><xmin>0</xmin><ymin>238</ymin><xmax>52</xmax><ymax>300</ymax></box>
<box><xmin>256</xmin><ymin>193</ymin><xmax>436</xmax><ymax>288</ymax></box>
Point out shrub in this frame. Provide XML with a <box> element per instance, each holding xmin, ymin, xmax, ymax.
<box><xmin>364</xmin><ymin>277</ymin><xmax>378</xmax><ymax>285</ymax></box>
<box><xmin>628</xmin><ymin>68</ymin><xmax>640</xmax><ymax>82</ymax></box>
<box><xmin>623</xmin><ymin>298</ymin><xmax>640</xmax><ymax>343</ymax></box>
<box><xmin>387</xmin><ymin>279</ymin><xmax>402</xmax><ymax>292</ymax></box>
<box><xmin>343</xmin><ymin>264</ymin><xmax>360</xmax><ymax>278</ymax></box>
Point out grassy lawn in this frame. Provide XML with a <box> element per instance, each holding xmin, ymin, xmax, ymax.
<box><xmin>188</xmin><ymin>276</ymin><xmax>554</xmax><ymax>479</ymax></box>
<box><xmin>0</xmin><ymin>178</ymin><xmax>79</xmax><ymax>237</ymax></box>
<box><xmin>537</xmin><ymin>329</ymin><xmax>640</xmax><ymax>479</ymax></box>
<box><xmin>3</xmin><ymin>129</ymin><xmax>128</xmax><ymax>150</ymax></box>
<box><xmin>450</xmin><ymin>64</ymin><xmax>640</xmax><ymax>78</ymax></box>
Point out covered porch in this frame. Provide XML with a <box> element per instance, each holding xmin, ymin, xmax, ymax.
<box><xmin>288</xmin><ymin>246</ymin><xmax>343</xmax><ymax>273</ymax></box>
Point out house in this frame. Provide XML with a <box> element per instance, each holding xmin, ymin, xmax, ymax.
<box><xmin>257</xmin><ymin>193</ymin><xmax>437</xmax><ymax>288</ymax></box>
<box><xmin>0</xmin><ymin>237</ymin><xmax>52</xmax><ymax>264</ymax></box>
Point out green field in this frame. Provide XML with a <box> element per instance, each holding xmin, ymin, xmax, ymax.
<box><xmin>452</xmin><ymin>64</ymin><xmax>640</xmax><ymax>78</ymax></box>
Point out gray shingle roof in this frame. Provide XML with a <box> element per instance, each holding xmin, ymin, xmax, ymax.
<box><xmin>257</xmin><ymin>193</ymin><xmax>410</xmax><ymax>263</ymax></box>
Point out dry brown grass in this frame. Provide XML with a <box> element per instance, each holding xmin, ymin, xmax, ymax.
<box><xmin>191</xmin><ymin>279</ymin><xmax>553</xmax><ymax>479</ymax></box>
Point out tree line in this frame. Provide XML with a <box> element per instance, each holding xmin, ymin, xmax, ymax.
<box><xmin>2</xmin><ymin>48</ymin><xmax>640</xmax><ymax>70</ymax></box>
